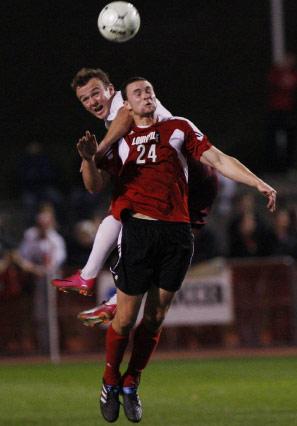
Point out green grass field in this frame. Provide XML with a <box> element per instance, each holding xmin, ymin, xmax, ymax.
<box><xmin>1</xmin><ymin>356</ymin><xmax>297</xmax><ymax>426</ymax></box>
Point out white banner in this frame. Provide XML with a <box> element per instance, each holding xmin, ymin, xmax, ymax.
<box><xmin>97</xmin><ymin>258</ymin><xmax>233</xmax><ymax>326</ymax></box>
<box><xmin>164</xmin><ymin>267</ymin><xmax>233</xmax><ymax>326</ymax></box>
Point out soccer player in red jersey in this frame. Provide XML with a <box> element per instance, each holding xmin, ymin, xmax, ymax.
<box><xmin>52</xmin><ymin>68</ymin><xmax>218</xmax><ymax>328</ymax></box>
<box><xmin>77</xmin><ymin>159</ymin><xmax>218</xmax><ymax>327</ymax></box>
<box><xmin>77</xmin><ymin>77</ymin><xmax>276</xmax><ymax>423</ymax></box>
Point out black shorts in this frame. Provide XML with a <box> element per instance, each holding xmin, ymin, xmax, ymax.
<box><xmin>113</xmin><ymin>216</ymin><xmax>194</xmax><ymax>296</ymax></box>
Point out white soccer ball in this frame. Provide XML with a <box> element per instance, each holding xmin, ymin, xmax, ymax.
<box><xmin>98</xmin><ymin>1</ymin><xmax>141</xmax><ymax>43</ymax></box>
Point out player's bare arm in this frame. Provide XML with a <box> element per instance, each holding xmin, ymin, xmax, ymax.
<box><xmin>77</xmin><ymin>131</ymin><xmax>110</xmax><ymax>193</ymax></box>
<box><xmin>201</xmin><ymin>146</ymin><xmax>277</xmax><ymax>212</ymax></box>
<box><xmin>96</xmin><ymin>106</ymin><xmax>133</xmax><ymax>159</ymax></box>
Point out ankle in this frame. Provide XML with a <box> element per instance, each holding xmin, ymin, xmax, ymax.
<box><xmin>122</xmin><ymin>371</ymin><xmax>141</xmax><ymax>388</ymax></box>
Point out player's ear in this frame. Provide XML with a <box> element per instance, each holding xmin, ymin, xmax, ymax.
<box><xmin>108</xmin><ymin>84</ymin><xmax>115</xmax><ymax>96</ymax></box>
<box><xmin>124</xmin><ymin>100</ymin><xmax>132</xmax><ymax>111</ymax></box>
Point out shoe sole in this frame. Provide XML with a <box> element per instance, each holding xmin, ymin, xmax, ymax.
<box><xmin>77</xmin><ymin>312</ymin><xmax>114</xmax><ymax>327</ymax></box>
<box><xmin>57</xmin><ymin>286</ymin><xmax>93</xmax><ymax>296</ymax></box>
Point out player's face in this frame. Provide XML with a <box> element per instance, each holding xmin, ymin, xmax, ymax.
<box><xmin>125</xmin><ymin>80</ymin><xmax>157</xmax><ymax>117</ymax></box>
<box><xmin>76</xmin><ymin>78</ymin><xmax>115</xmax><ymax>120</ymax></box>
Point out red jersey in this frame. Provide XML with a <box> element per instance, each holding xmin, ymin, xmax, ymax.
<box><xmin>112</xmin><ymin>117</ymin><xmax>212</xmax><ymax>223</ymax></box>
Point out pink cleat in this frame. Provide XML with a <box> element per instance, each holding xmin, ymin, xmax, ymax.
<box><xmin>51</xmin><ymin>271</ymin><xmax>95</xmax><ymax>296</ymax></box>
<box><xmin>77</xmin><ymin>302</ymin><xmax>117</xmax><ymax>327</ymax></box>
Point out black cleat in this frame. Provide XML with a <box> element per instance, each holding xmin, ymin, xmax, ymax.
<box><xmin>100</xmin><ymin>382</ymin><xmax>120</xmax><ymax>423</ymax></box>
<box><xmin>122</xmin><ymin>386</ymin><xmax>142</xmax><ymax>423</ymax></box>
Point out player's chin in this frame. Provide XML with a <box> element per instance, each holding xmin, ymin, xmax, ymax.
<box><xmin>142</xmin><ymin>106</ymin><xmax>156</xmax><ymax>115</ymax></box>
<box><xmin>95</xmin><ymin>109</ymin><xmax>108</xmax><ymax>120</ymax></box>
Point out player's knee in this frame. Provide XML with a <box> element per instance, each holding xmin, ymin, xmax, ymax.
<box><xmin>143</xmin><ymin>311</ymin><xmax>166</xmax><ymax>331</ymax></box>
<box><xmin>114</xmin><ymin>313</ymin><xmax>136</xmax><ymax>334</ymax></box>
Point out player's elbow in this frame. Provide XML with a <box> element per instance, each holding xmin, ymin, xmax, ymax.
<box><xmin>82</xmin><ymin>178</ymin><xmax>102</xmax><ymax>193</ymax></box>
<box><xmin>86</xmin><ymin>182</ymin><xmax>103</xmax><ymax>194</ymax></box>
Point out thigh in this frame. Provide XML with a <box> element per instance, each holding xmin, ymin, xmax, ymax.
<box><xmin>115</xmin><ymin>218</ymin><xmax>155</xmax><ymax>295</ymax></box>
<box><xmin>157</xmin><ymin>224</ymin><xmax>194</xmax><ymax>292</ymax></box>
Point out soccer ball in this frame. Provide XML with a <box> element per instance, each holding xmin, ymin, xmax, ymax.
<box><xmin>98</xmin><ymin>1</ymin><xmax>141</xmax><ymax>43</ymax></box>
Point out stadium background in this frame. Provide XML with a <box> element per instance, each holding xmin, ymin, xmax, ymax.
<box><xmin>1</xmin><ymin>2</ymin><xmax>297</xmax><ymax>424</ymax></box>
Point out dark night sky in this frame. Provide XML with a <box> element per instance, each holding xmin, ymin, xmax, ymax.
<box><xmin>2</xmin><ymin>0</ymin><xmax>297</xmax><ymax>197</ymax></box>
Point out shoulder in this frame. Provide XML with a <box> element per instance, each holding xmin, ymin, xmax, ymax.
<box><xmin>48</xmin><ymin>229</ymin><xmax>65</xmax><ymax>243</ymax></box>
<box><xmin>23</xmin><ymin>227</ymin><xmax>37</xmax><ymax>240</ymax></box>
<box><xmin>155</xmin><ymin>99</ymin><xmax>172</xmax><ymax>120</ymax></box>
<box><xmin>105</xmin><ymin>91</ymin><xmax>124</xmax><ymax>124</ymax></box>
<box><xmin>158</xmin><ymin>116</ymin><xmax>205</xmax><ymax>137</ymax></box>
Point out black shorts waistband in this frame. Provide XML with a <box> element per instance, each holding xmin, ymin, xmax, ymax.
<box><xmin>126</xmin><ymin>215</ymin><xmax>191</xmax><ymax>228</ymax></box>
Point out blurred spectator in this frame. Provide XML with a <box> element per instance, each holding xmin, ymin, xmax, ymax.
<box><xmin>270</xmin><ymin>207</ymin><xmax>297</xmax><ymax>259</ymax></box>
<box><xmin>17</xmin><ymin>141</ymin><xmax>64</xmax><ymax>224</ymax></box>
<box><xmin>0</xmin><ymin>214</ymin><xmax>43</xmax><ymax>300</ymax></box>
<box><xmin>19</xmin><ymin>204</ymin><xmax>66</xmax><ymax>354</ymax></box>
<box><xmin>231</xmin><ymin>191</ymin><xmax>257</xmax><ymax>216</ymax></box>
<box><xmin>66</xmin><ymin>219</ymin><xmax>96</xmax><ymax>268</ymax></box>
<box><xmin>0</xmin><ymin>247</ymin><xmax>33</xmax><ymax>354</ymax></box>
<box><xmin>227</xmin><ymin>193</ymin><xmax>275</xmax><ymax>258</ymax></box>
<box><xmin>215</xmin><ymin>174</ymin><xmax>237</xmax><ymax>217</ymax></box>
<box><xmin>228</xmin><ymin>211</ymin><xmax>274</xmax><ymax>258</ymax></box>
<box><xmin>266</xmin><ymin>52</ymin><xmax>297</xmax><ymax>172</ymax></box>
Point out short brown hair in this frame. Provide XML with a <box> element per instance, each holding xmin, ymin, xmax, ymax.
<box><xmin>71</xmin><ymin>67</ymin><xmax>112</xmax><ymax>91</ymax></box>
<box><xmin>121</xmin><ymin>77</ymin><xmax>148</xmax><ymax>100</ymax></box>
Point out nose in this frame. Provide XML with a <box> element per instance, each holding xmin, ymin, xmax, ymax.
<box><xmin>89</xmin><ymin>96</ymin><xmax>98</xmax><ymax>107</ymax></box>
<box><xmin>143</xmin><ymin>92</ymin><xmax>151</xmax><ymax>100</ymax></box>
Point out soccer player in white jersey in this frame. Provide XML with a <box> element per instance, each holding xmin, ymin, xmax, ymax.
<box><xmin>52</xmin><ymin>68</ymin><xmax>172</xmax><ymax>323</ymax></box>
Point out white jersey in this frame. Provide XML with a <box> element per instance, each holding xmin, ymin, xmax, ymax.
<box><xmin>105</xmin><ymin>91</ymin><xmax>172</xmax><ymax>128</ymax></box>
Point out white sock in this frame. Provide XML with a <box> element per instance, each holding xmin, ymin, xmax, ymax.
<box><xmin>81</xmin><ymin>215</ymin><xmax>121</xmax><ymax>279</ymax></box>
<box><xmin>106</xmin><ymin>293</ymin><xmax>117</xmax><ymax>305</ymax></box>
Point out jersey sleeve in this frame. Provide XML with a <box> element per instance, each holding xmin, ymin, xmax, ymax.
<box><xmin>155</xmin><ymin>99</ymin><xmax>172</xmax><ymax>120</ymax></box>
<box><xmin>105</xmin><ymin>91</ymin><xmax>124</xmax><ymax>125</ymax></box>
<box><xmin>183</xmin><ymin>118</ymin><xmax>212</xmax><ymax>160</ymax></box>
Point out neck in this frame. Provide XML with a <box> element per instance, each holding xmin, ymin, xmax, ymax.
<box><xmin>134</xmin><ymin>114</ymin><xmax>156</xmax><ymax>127</ymax></box>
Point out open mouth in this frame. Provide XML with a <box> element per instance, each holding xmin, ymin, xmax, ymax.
<box><xmin>94</xmin><ymin>105</ymin><xmax>104</xmax><ymax>114</ymax></box>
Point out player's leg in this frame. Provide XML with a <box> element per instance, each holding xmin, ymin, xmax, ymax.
<box><xmin>120</xmin><ymin>220</ymin><xmax>193</xmax><ymax>421</ymax></box>
<box><xmin>81</xmin><ymin>215</ymin><xmax>121</xmax><ymax>279</ymax></box>
<box><xmin>77</xmin><ymin>248</ymin><xmax>121</xmax><ymax>326</ymax></box>
<box><xmin>121</xmin><ymin>286</ymin><xmax>175</xmax><ymax>422</ymax></box>
<box><xmin>100</xmin><ymin>288</ymin><xmax>143</xmax><ymax>422</ymax></box>
<box><xmin>52</xmin><ymin>215</ymin><xmax>121</xmax><ymax>296</ymax></box>
<box><xmin>101</xmin><ymin>215</ymin><xmax>155</xmax><ymax>422</ymax></box>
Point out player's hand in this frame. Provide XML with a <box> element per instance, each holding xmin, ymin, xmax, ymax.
<box><xmin>256</xmin><ymin>181</ymin><xmax>277</xmax><ymax>212</ymax></box>
<box><xmin>77</xmin><ymin>131</ymin><xmax>98</xmax><ymax>161</ymax></box>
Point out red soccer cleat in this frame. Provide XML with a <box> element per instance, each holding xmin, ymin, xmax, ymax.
<box><xmin>77</xmin><ymin>302</ymin><xmax>117</xmax><ymax>327</ymax></box>
<box><xmin>51</xmin><ymin>271</ymin><xmax>95</xmax><ymax>296</ymax></box>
